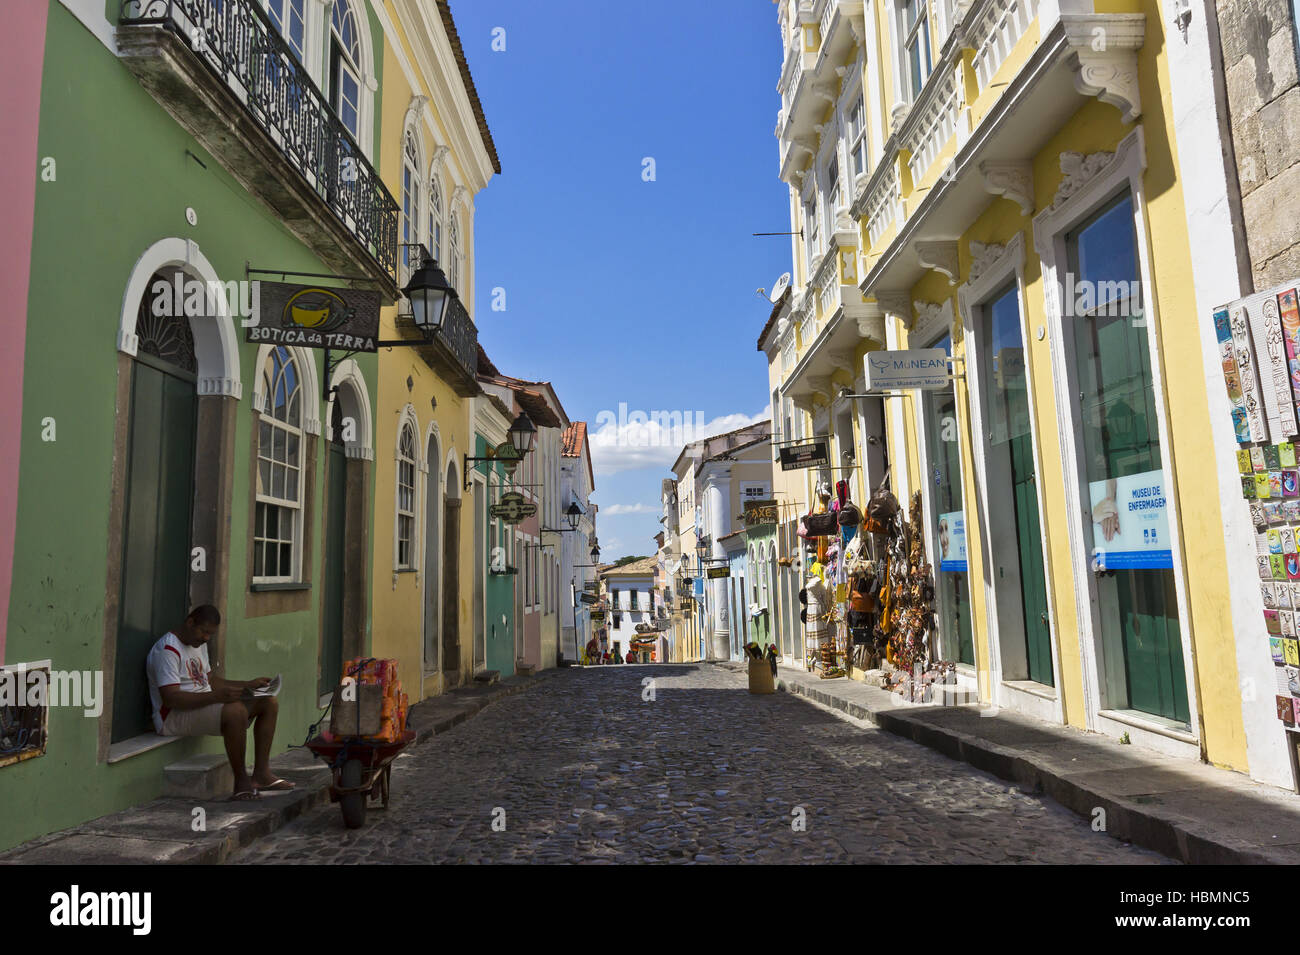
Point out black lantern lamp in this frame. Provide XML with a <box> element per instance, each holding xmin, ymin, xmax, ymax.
<box><xmin>695</xmin><ymin>537</ymin><xmax>709</xmax><ymax>565</ymax></box>
<box><xmin>591</xmin><ymin>544</ymin><xmax>601</xmax><ymax>563</ymax></box>
<box><xmin>509</xmin><ymin>411</ymin><xmax>537</xmax><ymax>456</ymax></box>
<box><xmin>402</xmin><ymin>250</ymin><xmax>457</xmax><ymax>333</ymax></box>
<box><xmin>566</xmin><ymin>502</ymin><xmax>582</xmax><ymax>531</ymax></box>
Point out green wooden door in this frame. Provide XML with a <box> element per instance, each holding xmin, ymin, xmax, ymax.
<box><xmin>320</xmin><ymin>438</ymin><xmax>346</xmax><ymax>696</ymax></box>
<box><xmin>1069</xmin><ymin>193</ymin><xmax>1189</xmax><ymax>724</ymax></box>
<box><xmin>1009</xmin><ymin>431</ymin><xmax>1052</xmax><ymax>685</ymax></box>
<box><xmin>114</xmin><ymin>356</ymin><xmax>196</xmax><ymax>741</ymax></box>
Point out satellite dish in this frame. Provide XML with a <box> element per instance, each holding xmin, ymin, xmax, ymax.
<box><xmin>769</xmin><ymin>272</ymin><xmax>791</xmax><ymax>303</ymax></box>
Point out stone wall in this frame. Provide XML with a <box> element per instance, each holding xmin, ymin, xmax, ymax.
<box><xmin>1219</xmin><ymin>0</ymin><xmax>1300</xmax><ymax>289</ymax></box>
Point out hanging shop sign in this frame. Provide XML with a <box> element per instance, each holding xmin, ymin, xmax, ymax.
<box><xmin>248</xmin><ymin>281</ymin><xmax>381</xmax><ymax>351</ymax></box>
<box><xmin>706</xmin><ymin>566</ymin><xmax>731</xmax><ymax>579</ymax></box>
<box><xmin>589</xmin><ymin>610</ymin><xmax>605</xmax><ymax>622</ymax></box>
<box><xmin>865</xmin><ymin>348</ymin><xmax>950</xmax><ymax>391</ymax></box>
<box><xmin>742</xmin><ymin>500</ymin><xmax>779</xmax><ymax>526</ymax></box>
<box><xmin>778</xmin><ymin>441</ymin><xmax>829</xmax><ymax>471</ymax></box>
<box><xmin>579</xmin><ymin>592</ymin><xmax>599</xmax><ymax>605</ymax></box>
<box><xmin>937</xmin><ymin>511</ymin><xmax>967</xmax><ymax>572</ymax></box>
<box><xmin>490</xmin><ymin>491</ymin><xmax>538</xmax><ymax>524</ymax></box>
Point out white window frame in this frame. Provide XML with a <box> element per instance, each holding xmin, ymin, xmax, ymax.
<box><xmin>264</xmin><ymin>0</ymin><xmax>307</xmax><ymax>63</ymax></box>
<box><xmin>449</xmin><ymin>212</ymin><xmax>463</xmax><ymax>294</ymax></box>
<box><xmin>428</xmin><ymin>171</ymin><xmax>443</xmax><ymax>265</ymax></box>
<box><xmin>328</xmin><ymin>0</ymin><xmax>373</xmax><ymax>155</ymax></box>
<box><xmin>1032</xmin><ymin>127</ymin><xmax>1199</xmax><ymax>750</ymax></box>
<box><xmin>903</xmin><ymin>0</ymin><xmax>933</xmax><ymax>101</ymax></box>
<box><xmin>957</xmin><ymin>233</ymin><xmax>1062</xmax><ymax>720</ymax></box>
<box><xmin>401</xmin><ymin>128</ymin><xmax>423</xmax><ymax>282</ymax></box>
<box><xmin>395</xmin><ymin>421</ymin><xmax>418</xmax><ymax>571</ymax></box>
<box><xmin>254</xmin><ymin>346</ymin><xmax>306</xmax><ymax>584</ymax></box>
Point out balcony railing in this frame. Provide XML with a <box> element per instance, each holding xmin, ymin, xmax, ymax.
<box><xmin>969</xmin><ymin>0</ymin><xmax>1041</xmax><ymax>90</ymax></box>
<box><xmin>900</xmin><ymin>62</ymin><xmax>963</xmax><ymax>187</ymax></box>
<box><xmin>864</xmin><ymin>162</ymin><xmax>901</xmax><ymax>248</ymax></box>
<box><xmin>120</xmin><ymin>0</ymin><xmax>398</xmax><ymax>283</ymax></box>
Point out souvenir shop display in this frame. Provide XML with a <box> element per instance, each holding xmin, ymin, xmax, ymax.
<box><xmin>796</xmin><ymin>473</ymin><xmax>941</xmax><ymax>686</ymax></box>
<box><xmin>1215</xmin><ymin>279</ymin><xmax>1300</xmax><ymax>744</ymax></box>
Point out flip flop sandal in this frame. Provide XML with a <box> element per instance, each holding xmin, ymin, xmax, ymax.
<box><xmin>256</xmin><ymin>778</ymin><xmax>296</xmax><ymax>792</ymax></box>
<box><xmin>231</xmin><ymin>789</ymin><xmax>261</xmax><ymax>801</ymax></box>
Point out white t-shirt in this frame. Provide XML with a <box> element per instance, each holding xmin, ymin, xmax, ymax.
<box><xmin>146</xmin><ymin>632</ymin><xmax>212</xmax><ymax>733</ymax></box>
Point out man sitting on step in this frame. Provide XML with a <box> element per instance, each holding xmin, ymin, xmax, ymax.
<box><xmin>146</xmin><ymin>604</ymin><xmax>294</xmax><ymax>801</ymax></box>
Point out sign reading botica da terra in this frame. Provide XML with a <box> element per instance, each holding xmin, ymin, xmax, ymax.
<box><xmin>248</xmin><ymin>281</ymin><xmax>381</xmax><ymax>351</ymax></box>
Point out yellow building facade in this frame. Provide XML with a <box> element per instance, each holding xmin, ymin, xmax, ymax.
<box><xmin>766</xmin><ymin>0</ymin><xmax>1284</xmax><ymax>783</ymax></box>
<box><xmin>368</xmin><ymin>0</ymin><xmax>499</xmax><ymax>701</ymax></box>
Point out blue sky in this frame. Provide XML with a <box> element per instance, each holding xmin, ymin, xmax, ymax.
<box><xmin>456</xmin><ymin>0</ymin><xmax>791</xmax><ymax>559</ymax></box>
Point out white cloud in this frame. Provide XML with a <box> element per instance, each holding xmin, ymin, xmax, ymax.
<box><xmin>601</xmin><ymin>503</ymin><xmax>658</xmax><ymax>516</ymax></box>
<box><xmin>589</xmin><ymin>403</ymin><xmax>771</xmax><ymax>475</ymax></box>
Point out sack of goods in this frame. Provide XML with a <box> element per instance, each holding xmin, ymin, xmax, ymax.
<box><xmin>329</xmin><ymin>657</ymin><xmax>409</xmax><ymax>742</ymax></box>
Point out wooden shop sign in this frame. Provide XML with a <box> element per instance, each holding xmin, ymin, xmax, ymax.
<box><xmin>248</xmin><ymin>281</ymin><xmax>380</xmax><ymax>351</ymax></box>
<box><xmin>778</xmin><ymin>441</ymin><xmax>828</xmax><ymax>471</ymax></box>
<box><xmin>742</xmin><ymin>500</ymin><xmax>778</xmax><ymax>526</ymax></box>
<box><xmin>706</xmin><ymin>566</ymin><xmax>731</xmax><ymax>579</ymax></box>
<box><xmin>490</xmin><ymin>491</ymin><xmax>538</xmax><ymax>524</ymax></box>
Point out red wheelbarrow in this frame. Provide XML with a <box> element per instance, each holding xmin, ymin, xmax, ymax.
<box><xmin>304</xmin><ymin>730</ymin><xmax>415</xmax><ymax>829</ymax></box>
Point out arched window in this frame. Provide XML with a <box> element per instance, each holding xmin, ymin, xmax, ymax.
<box><xmin>402</xmin><ymin>130</ymin><xmax>421</xmax><ymax>276</ymax></box>
<box><xmin>255</xmin><ymin>346</ymin><xmax>303</xmax><ymax>582</ymax></box>
<box><xmin>428</xmin><ymin>174</ymin><xmax>443</xmax><ymax>265</ymax></box>
<box><xmin>330</xmin><ymin>0</ymin><xmax>363</xmax><ymax>138</ymax></box>
<box><xmin>266</xmin><ymin>0</ymin><xmax>306</xmax><ymax>61</ymax></box>
<box><xmin>396</xmin><ymin>423</ymin><xmax>417</xmax><ymax>569</ymax></box>
<box><xmin>448</xmin><ymin>212</ymin><xmax>462</xmax><ymax>292</ymax></box>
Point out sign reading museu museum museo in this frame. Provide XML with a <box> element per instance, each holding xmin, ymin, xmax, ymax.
<box><xmin>865</xmin><ymin>348</ymin><xmax>950</xmax><ymax>390</ymax></box>
<box><xmin>246</xmin><ymin>281</ymin><xmax>381</xmax><ymax>351</ymax></box>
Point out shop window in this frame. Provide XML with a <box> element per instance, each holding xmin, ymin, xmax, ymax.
<box><xmin>1067</xmin><ymin>192</ymin><xmax>1187</xmax><ymax>724</ymax></box>
<box><xmin>922</xmin><ymin>334</ymin><xmax>975</xmax><ymax>665</ymax></box>
<box><xmin>396</xmin><ymin>423</ymin><xmax>417</xmax><ymax>569</ymax></box>
<box><xmin>255</xmin><ymin>346</ymin><xmax>304</xmax><ymax>582</ymax></box>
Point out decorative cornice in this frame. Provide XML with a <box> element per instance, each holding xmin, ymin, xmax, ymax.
<box><xmin>409</xmin><ymin>93</ymin><xmax>429</xmax><ymax>117</ymax></box>
<box><xmin>967</xmin><ymin>241</ymin><xmax>1006</xmax><ymax>283</ymax></box>
<box><xmin>1062</xmin><ymin>14</ymin><xmax>1146</xmax><ymax>124</ymax></box>
<box><xmin>198</xmin><ymin>376</ymin><xmax>243</xmax><ymax>400</ymax></box>
<box><xmin>915</xmin><ymin>240</ymin><xmax>960</xmax><ymax>284</ymax></box>
<box><xmin>431</xmin><ymin>144</ymin><xmax>451</xmax><ymax>170</ymax></box>
<box><xmin>827</xmin><ymin>353</ymin><xmax>854</xmax><ymax>376</ymax></box>
<box><xmin>1051</xmin><ymin>149</ymin><xmax>1114</xmax><ymax>210</ymax></box>
<box><xmin>889</xmin><ymin>101</ymin><xmax>910</xmax><ymax>133</ymax></box>
<box><xmin>979</xmin><ymin>160</ymin><xmax>1034</xmax><ymax>216</ymax></box>
<box><xmin>811</xmin><ymin>80</ymin><xmax>838</xmax><ymax>105</ymax></box>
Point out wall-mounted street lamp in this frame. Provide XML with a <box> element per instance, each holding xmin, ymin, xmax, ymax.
<box><xmin>402</xmin><ymin>247</ymin><xmax>457</xmax><ymax>333</ymax></box>
<box><xmin>463</xmin><ymin>410</ymin><xmax>538</xmax><ymax>490</ymax></box>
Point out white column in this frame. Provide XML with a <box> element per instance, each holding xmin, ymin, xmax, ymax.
<box><xmin>703</xmin><ymin>465</ymin><xmax>733</xmax><ymax>661</ymax></box>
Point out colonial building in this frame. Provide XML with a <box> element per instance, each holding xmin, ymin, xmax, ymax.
<box><xmin>763</xmin><ymin>0</ymin><xmax>1283</xmax><ymax>783</ymax></box>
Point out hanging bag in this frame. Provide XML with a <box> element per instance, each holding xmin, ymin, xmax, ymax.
<box><xmin>804</xmin><ymin>511</ymin><xmax>838</xmax><ymax>537</ymax></box>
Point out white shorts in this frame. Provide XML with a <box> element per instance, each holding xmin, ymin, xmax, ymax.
<box><xmin>161</xmin><ymin>702</ymin><xmax>249</xmax><ymax>737</ymax></box>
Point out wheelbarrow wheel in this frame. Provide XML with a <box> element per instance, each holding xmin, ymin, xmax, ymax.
<box><xmin>339</xmin><ymin>758</ymin><xmax>366</xmax><ymax>829</ymax></box>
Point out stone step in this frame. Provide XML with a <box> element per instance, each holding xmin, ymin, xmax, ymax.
<box><xmin>162</xmin><ymin>752</ymin><xmax>232</xmax><ymax>799</ymax></box>
<box><xmin>473</xmin><ymin>669</ymin><xmax>500</xmax><ymax>685</ymax></box>
<box><xmin>516</xmin><ymin>663</ymin><xmax>537</xmax><ymax>676</ymax></box>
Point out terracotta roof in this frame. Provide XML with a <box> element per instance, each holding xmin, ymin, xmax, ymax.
<box><xmin>477</xmin><ymin>343</ymin><xmax>501</xmax><ymax>377</ymax></box>
<box><xmin>513</xmin><ymin>388</ymin><xmax>563</xmax><ymax>429</ymax></box>
<box><xmin>561</xmin><ymin>421</ymin><xmax>587</xmax><ymax>457</ymax></box>
<box><xmin>436</xmin><ymin>1</ymin><xmax>501</xmax><ymax>175</ymax></box>
<box><xmin>756</xmin><ymin>286</ymin><xmax>791</xmax><ymax>351</ymax></box>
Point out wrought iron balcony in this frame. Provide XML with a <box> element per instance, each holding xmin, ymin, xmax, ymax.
<box><xmin>118</xmin><ymin>0</ymin><xmax>399</xmax><ymax>298</ymax></box>
<box><xmin>389</xmin><ymin>293</ymin><xmax>478</xmax><ymax>397</ymax></box>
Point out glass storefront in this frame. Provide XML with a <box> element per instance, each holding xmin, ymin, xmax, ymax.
<box><xmin>984</xmin><ymin>284</ymin><xmax>1052</xmax><ymax>685</ymax></box>
<box><xmin>1068</xmin><ymin>193</ymin><xmax>1189</xmax><ymax>724</ymax></box>
<box><xmin>922</xmin><ymin>334</ymin><xmax>975</xmax><ymax>665</ymax></box>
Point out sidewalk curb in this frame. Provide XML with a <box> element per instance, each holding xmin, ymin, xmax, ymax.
<box><xmin>0</xmin><ymin>668</ymin><xmax>562</xmax><ymax>865</ymax></box>
<box><xmin>719</xmin><ymin>661</ymin><xmax>1294</xmax><ymax>865</ymax></box>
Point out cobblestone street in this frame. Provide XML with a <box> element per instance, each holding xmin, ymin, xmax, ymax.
<box><xmin>231</xmin><ymin>665</ymin><xmax>1170</xmax><ymax>864</ymax></box>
